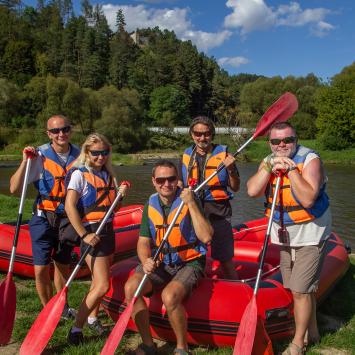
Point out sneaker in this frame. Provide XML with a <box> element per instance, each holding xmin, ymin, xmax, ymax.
<box><xmin>87</xmin><ymin>319</ymin><xmax>107</xmax><ymax>336</ymax></box>
<box><xmin>67</xmin><ymin>328</ymin><xmax>84</xmax><ymax>345</ymax></box>
<box><xmin>61</xmin><ymin>306</ymin><xmax>77</xmax><ymax>321</ymax></box>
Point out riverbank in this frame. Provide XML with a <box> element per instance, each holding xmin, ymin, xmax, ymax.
<box><xmin>0</xmin><ymin>194</ymin><xmax>354</xmax><ymax>354</ymax></box>
<box><xmin>2</xmin><ymin>139</ymin><xmax>354</xmax><ymax>165</ymax></box>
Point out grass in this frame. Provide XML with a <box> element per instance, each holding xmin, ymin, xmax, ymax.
<box><xmin>1</xmin><ymin>193</ymin><xmax>354</xmax><ymax>354</ymax></box>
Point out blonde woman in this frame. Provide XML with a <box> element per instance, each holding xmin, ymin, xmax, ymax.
<box><xmin>64</xmin><ymin>133</ymin><xmax>127</xmax><ymax>345</ymax></box>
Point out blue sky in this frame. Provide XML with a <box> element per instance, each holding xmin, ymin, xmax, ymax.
<box><xmin>26</xmin><ymin>0</ymin><xmax>355</xmax><ymax>80</ymax></box>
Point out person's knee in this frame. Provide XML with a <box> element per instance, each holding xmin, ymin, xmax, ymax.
<box><xmin>124</xmin><ymin>277</ymin><xmax>139</xmax><ymax>301</ymax></box>
<box><xmin>161</xmin><ymin>288</ymin><xmax>183</xmax><ymax>311</ymax></box>
<box><xmin>292</xmin><ymin>291</ymin><xmax>310</xmax><ymax>301</ymax></box>
<box><xmin>34</xmin><ymin>265</ymin><xmax>50</xmax><ymax>280</ymax></box>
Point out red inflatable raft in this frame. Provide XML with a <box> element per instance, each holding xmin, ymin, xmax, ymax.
<box><xmin>0</xmin><ymin>204</ymin><xmax>143</xmax><ymax>279</ymax></box>
<box><xmin>101</xmin><ymin>218</ymin><xmax>350</xmax><ymax>346</ymax></box>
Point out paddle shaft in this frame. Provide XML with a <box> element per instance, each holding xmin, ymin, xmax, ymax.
<box><xmin>65</xmin><ymin>191</ymin><xmax>123</xmax><ymax>286</ymax></box>
<box><xmin>8</xmin><ymin>158</ymin><xmax>32</xmax><ymax>273</ymax></box>
<box><xmin>253</xmin><ymin>175</ymin><xmax>282</xmax><ymax>295</ymax></box>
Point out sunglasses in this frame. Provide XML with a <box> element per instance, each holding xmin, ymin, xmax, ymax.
<box><xmin>270</xmin><ymin>136</ymin><xmax>297</xmax><ymax>145</ymax></box>
<box><xmin>192</xmin><ymin>130</ymin><xmax>212</xmax><ymax>138</ymax></box>
<box><xmin>48</xmin><ymin>126</ymin><xmax>71</xmax><ymax>134</ymax></box>
<box><xmin>154</xmin><ymin>176</ymin><xmax>177</xmax><ymax>185</ymax></box>
<box><xmin>89</xmin><ymin>149</ymin><xmax>110</xmax><ymax>157</ymax></box>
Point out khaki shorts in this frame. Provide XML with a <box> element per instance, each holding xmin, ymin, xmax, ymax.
<box><xmin>280</xmin><ymin>240</ymin><xmax>328</xmax><ymax>293</ymax></box>
<box><xmin>135</xmin><ymin>261</ymin><xmax>204</xmax><ymax>296</ymax></box>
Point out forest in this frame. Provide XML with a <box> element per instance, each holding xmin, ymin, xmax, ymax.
<box><xmin>0</xmin><ymin>0</ymin><xmax>354</xmax><ymax>153</ymax></box>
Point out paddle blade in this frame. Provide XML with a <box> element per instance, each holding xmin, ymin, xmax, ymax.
<box><xmin>252</xmin><ymin>317</ymin><xmax>274</xmax><ymax>355</ymax></box>
<box><xmin>101</xmin><ymin>297</ymin><xmax>136</xmax><ymax>355</ymax></box>
<box><xmin>0</xmin><ymin>274</ymin><xmax>16</xmax><ymax>345</ymax></box>
<box><xmin>233</xmin><ymin>296</ymin><xmax>258</xmax><ymax>355</ymax></box>
<box><xmin>253</xmin><ymin>92</ymin><xmax>298</xmax><ymax>138</ymax></box>
<box><xmin>20</xmin><ymin>287</ymin><xmax>68</xmax><ymax>355</ymax></box>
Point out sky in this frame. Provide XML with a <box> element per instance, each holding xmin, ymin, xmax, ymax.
<box><xmin>26</xmin><ymin>0</ymin><xmax>355</xmax><ymax>80</ymax></box>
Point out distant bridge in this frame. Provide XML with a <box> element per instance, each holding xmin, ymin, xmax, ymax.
<box><xmin>148</xmin><ymin>127</ymin><xmax>251</xmax><ymax>135</ymax></box>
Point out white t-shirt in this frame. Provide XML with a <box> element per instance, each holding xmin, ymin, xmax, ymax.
<box><xmin>270</xmin><ymin>153</ymin><xmax>332</xmax><ymax>246</ymax></box>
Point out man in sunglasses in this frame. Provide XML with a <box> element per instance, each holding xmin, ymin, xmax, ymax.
<box><xmin>180</xmin><ymin>116</ymin><xmax>240</xmax><ymax>280</ymax></box>
<box><xmin>124</xmin><ymin>160</ymin><xmax>213</xmax><ymax>355</ymax></box>
<box><xmin>247</xmin><ymin>122</ymin><xmax>331</xmax><ymax>354</ymax></box>
<box><xmin>10</xmin><ymin>115</ymin><xmax>80</xmax><ymax>319</ymax></box>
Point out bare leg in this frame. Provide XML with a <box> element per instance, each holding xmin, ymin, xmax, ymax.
<box><xmin>306</xmin><ymin>293</ymin><xmax>320</xmax><ymax>344</ymax></box>
<box><xmin>74</xmin><ymin>254</ymin><xmax>111</xmax><ymax>328</ymax></box>
<box><xmin>221</xmin><ymin>259</ymin><xmax>239</xmax><ymax>280</ymax></box>
<box><xmin>161</xmin><ymin>280</ymin><xmax>188</xmax><ymax>351</ymax></box>
<box><xmin>124</xmin><ymin>273</ymin><xmax>155</xmax><ymax>349</ymax></box>
<box><xmin>53</xmin><ymin>261</ymin><xmax>70</xmax><ymax>293</ymax></box>
<box><xmin>292</xmin><ymin>292</ymin><xmax>312</xmax><ymax>350</ymax></box>
<box><xmin>34</xmin><ymin>264</ymin><xmax>52</xmax><ymax>306</ymax></box>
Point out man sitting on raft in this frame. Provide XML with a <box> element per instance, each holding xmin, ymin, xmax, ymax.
<box><xmin>124</xmin><ymin>160</ymin><xmax>213</xmax><ymax>355</ymax></box>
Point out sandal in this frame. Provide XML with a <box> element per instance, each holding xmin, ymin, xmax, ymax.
<box><xmin>173</xmin><ymin>349</ymin><xmax>191</xmax><ymax>355</ymax></box>
<box><xmin>281</xmin><ymin>342</ymin><xmax>304</xmax><ymax>355</ymax></box>
<box><xmin>127</xmin><ymin>343</ymin><xmax>158</xmax><ymax>355</ymax></box>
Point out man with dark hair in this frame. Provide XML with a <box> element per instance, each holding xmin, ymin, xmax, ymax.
<box><xmin>247</xmin><ymin>121</ymin><xmax>331</xmax><ymax>354</ymax></box>
<box><xmin>10</xmin><ymin>115</ymin><xmax>80</xmax><ymax>319</ymax></box>
<box><xmin>180</xmin><ymin>116</ymin><xmax>240</xmax><ymax>279</ymax></box>
<box><xmin>124</xmin><ymin>160</ymin><xmax>213</xmax><ymax>355</ymax></box>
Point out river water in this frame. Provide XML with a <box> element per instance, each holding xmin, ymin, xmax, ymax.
<box><xmin>1</xmin><ymin>162</ymin><xmax>354</xmax><ymax>250</ymax></box>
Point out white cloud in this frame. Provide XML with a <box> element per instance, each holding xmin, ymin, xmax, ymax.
<box><xmin>102</xmin><ymin>4</ymin><xmax>232</xmax><ymax>52</ymax></box>
<box><xmin>224</xmin><ymin>0</ymin><xmax>334</xmax><ymax>37</ymax></box>
<box><xmin>218</xmin><ymin>56</ymin><xmax>249</xmax><ymax>68</ymax></box>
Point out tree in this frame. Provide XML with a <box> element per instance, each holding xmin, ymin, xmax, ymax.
<box><xmin>0</xmin><ymin>78</ymin><xmax>22</xmax><ymax>126</ymax></box>
<box><xmin>315</xmin><ymin>62</ymin><xmax>355</xmax><ymax>150</ymax></box>
<box><xmin>116</xmin><ymin>9</ymin><xmax>125</xmax><ymax>33</ymax></box>
<box><xmin>148</xmin><ymin>85</ymin><xmax>189</xmax><ymax>126</ymax></box>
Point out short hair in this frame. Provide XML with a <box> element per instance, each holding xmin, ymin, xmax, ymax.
<box><xmin>152</xmin><ymin>159</ymin><xmax>178</xmax><ymax>177</ymax></box>
<box><xmin>47</xmin><ymin>114</ymin><xmax>71</xmax><ymax>128</ymax></box>
<box><xmin>269</xmin><ymin>121</ymin><xmax>296</xmax><ymax>136</ymax></box>
<box><xmin>189</xmin><ymin>115</ymin><xmax>215</xmax><ymax>138</ymax></box>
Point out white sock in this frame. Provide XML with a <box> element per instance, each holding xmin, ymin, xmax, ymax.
<box><xmin>87</xmin><ymin>317</ymin><xmax>98</xmax><ymax>325</ymax></box>
<box><xmin>71</xmin><ymin>326</ymin><xmax>82</xmax><ymax>333</ymax></box>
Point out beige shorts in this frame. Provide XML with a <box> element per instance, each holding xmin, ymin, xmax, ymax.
<box><xmin>280</xmin><ymin>240</ymin><xmax>327</xmax><ymax>293</ymax></box>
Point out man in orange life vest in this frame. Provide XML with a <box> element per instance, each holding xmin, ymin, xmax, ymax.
<box><xmin>179</xmin><ymin>116</ymin><xmax>240</xmax><ymax>279</ymax></box>
<box><xmin>10</xmin><ymin>115</ymin><xmax>80</xmax><ymax>318</ymax></box>
<box><xmin>247</xmin><ymin>122</ymin><xmax>331</xmax><ymax>355</ymax></box>
<box><xmin>124</xmin><ymin>160</ymin><xmax>213</xmax><ymax>355</ymax></box>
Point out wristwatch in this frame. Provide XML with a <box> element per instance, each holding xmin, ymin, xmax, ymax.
<box><xmin>288</xmin><ymin>166</ymin><xmax>298</xmax><ymax>173</ymax></box>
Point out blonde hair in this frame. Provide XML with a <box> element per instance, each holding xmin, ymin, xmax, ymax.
<box><xmin>74</xmin><ymin>133</ymin><xmax>115</xmax><ymax>178</ymax></box>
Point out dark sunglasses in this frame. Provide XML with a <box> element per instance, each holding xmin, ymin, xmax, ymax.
<box><xmin>270</xmin><ymin>136</ymin><xmax>297</xmax><ymax>145</ymax></box>
<box><xmin>89</xmin><ymin>149</ymin><xmax>110</xmax><ymax>157</ymax></box>
<box><xmin>192</xmin><ymin>130</ymin><xmax>212</xmax><ymax>138</ymax></box>
<box><xmin>154</xmin><ymin>176</ymin><xmax>177</xmax><ymax>185</ymax></box>
<box><xmin>48</xmin><ymin>126</ymin><xmax>71</xmax><ymax>134</ymax></box>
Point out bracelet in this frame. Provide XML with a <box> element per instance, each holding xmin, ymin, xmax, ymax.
<box><xmin>288</xmin><ymin>166</ymin><xmax>298</xmax><ymax>173</ymax></box>
<box><xmin>81</xmin><ymin>231</ymin><xmax>90</xmax><ymax>239</ymax></box>
<box><xmin>263</xmin><ymin>162</ymin><xmax>272</xmax><ymax>173</ymax></box>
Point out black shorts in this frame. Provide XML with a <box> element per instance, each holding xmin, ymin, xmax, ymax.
<box><xmin>80</xmin><ymin>222</ymin><xmax>115</xmax><ymax>257</ymax></box>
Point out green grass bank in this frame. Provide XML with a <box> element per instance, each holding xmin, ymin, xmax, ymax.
<box><xmin>0</xmin><ymin>193</ymin><xmax>354</xmax><ymax>354</ymax></box>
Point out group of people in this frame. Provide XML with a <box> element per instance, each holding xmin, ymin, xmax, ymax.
<box><xmin>10</xmin><ymin>113</ymin><xmax>331</xmax><ymax>355</ymax></box>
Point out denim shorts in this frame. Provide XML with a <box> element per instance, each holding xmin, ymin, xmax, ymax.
<box><xmin>29</xmin><ymin>214</ymin><xmax>73</xmax><ymax>265</ymax></box>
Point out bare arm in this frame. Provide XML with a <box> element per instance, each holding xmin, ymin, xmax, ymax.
<box><xmin>247</xmin><ymin>160</ymin><xmax>272</xmax><ymax>198</ymax></box>
<box><xmin>65</xmin><ymin>189</ymin><xmax>99</xmax><ymax>247</ymax></box>
<box><xmin>180</xmin><ymin>189</ymin><xmax>213</xmax><ymax>244</ymax></box>
<box><xmin>9</xmin><ymin>146</ymin><xmax>37</xmax><ymax>194</ymax></box>
<box><xmin>224</xmin><ymin>154</ymin><xmax>240</xmax><ymax>192</ymax></box>
<box><xmin>137</xmin><ymin>236</ymin><xmax>159</xmax><ymax>274</ymax></box>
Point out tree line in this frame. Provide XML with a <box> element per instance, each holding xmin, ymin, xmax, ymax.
<box><xmin>0</xmin><ymin>0</ymin><xmax>354</xmax><ymax>152</ymax></box>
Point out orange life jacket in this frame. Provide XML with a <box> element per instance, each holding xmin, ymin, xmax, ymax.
<box><xmin>181</xmin><ymin>145</ymin><xmax>233</xmax><ymax>201</ymax></box>
<box><xmin>148</xmin><ymin>189</ymin><xmax>207</xmax><ymax>265</ymax></box>
<box><xmin>265</xmin><ymin>145</ymin><xmax>329</xmax><ymax>224</ymax></box>
<box><xmin>76</xmin><ymin>167</ymin><xmax>117</xmax><ymax>223</ymax></box>
<box><xmin>35</xmin><ymin>143</ymin><xmax>80</xmax><ymax>214</ymax></box>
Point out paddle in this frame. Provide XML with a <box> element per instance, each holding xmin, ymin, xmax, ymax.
<box><xmin>233</xmin><ymin>173</ymin><xmax>283</xmax><ymax>355</ymax></box>
<box><xmin>0</xmin><ymin>152</ymin><xmax>34</xmax><ymax>345</ymax></box>
<box><xmin>19</xmin><ymin>181</ymin><xmax>130</xmax><ymax>355</ymax></box>
<box><xmin>100</xmin><ymin>92</ymin><xmax>298</xmax><ymax>355</ymax></box>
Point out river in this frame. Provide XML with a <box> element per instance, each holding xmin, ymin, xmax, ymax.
<box><xmin>1</xmin><ymin>162</ymin><xmax>354</xmax><ymax>250</ymax></box>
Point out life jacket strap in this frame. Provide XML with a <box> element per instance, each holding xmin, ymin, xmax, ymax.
<box><xmin>161</xmin><ymin>240</ymin><xmax>199</xmax><ymax>255</ymax></box>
